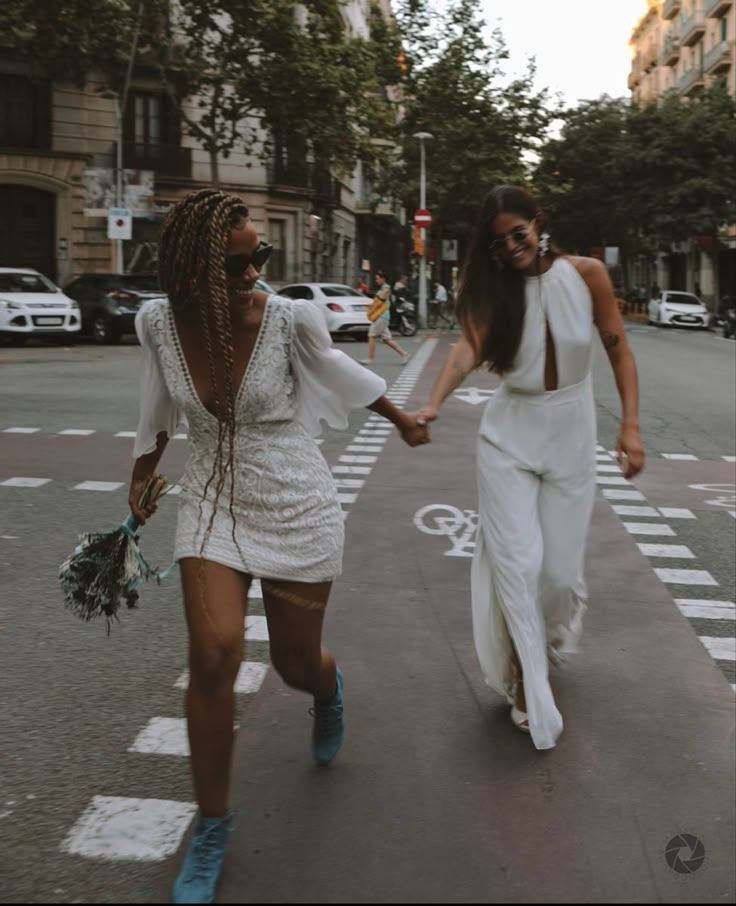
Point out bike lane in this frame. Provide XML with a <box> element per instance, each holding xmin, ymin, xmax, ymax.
<box><xmin>184</xmin><ymin>338</ymin><xmax>734</xmax><ymax>903</ymax></box>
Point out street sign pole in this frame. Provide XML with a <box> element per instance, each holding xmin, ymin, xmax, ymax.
<box><xmin>413</xmin><ymin>132</ymin><xmax>433</xmax><ymax>329</ymax></box>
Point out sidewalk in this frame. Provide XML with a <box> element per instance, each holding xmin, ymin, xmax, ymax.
<box><xmin>172</xmin><ymin>338</ymin><xmax>735</xmax><ymax>903</ymax></box>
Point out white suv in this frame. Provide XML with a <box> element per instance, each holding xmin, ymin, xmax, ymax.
<box><xmin>0</xmin><ymin>268</ymin><xmax>81</xmax><ymax>345</ymax></box>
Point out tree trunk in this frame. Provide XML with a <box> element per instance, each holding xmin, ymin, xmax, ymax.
<box><xmin>209</xmin><ymin>146</ymin><xmax>220</xmax><ymax>187</ymax></box>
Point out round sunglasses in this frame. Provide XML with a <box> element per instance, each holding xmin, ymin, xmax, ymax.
<box><xmin>488</xmin><ymin>226</ymin><xmax>532</xmax><ymax>255</ymax></box>
<box><xmin>224</xmin><ymin>241</ymin><xmax>273</xmax><ymax>277</ymax></box>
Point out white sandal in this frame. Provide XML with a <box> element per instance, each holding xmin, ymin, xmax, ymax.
<box><xmin>510</xmin><ymin>704</ymin><xmax>530</xmax><ymax>733</ymax></box>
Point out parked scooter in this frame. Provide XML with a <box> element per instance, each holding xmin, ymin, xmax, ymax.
<box><xmin>393</xmin><ymin>294</ymin><xmax>418</xmax><ymax>336</ymax></box>
<box><xmin>722</xmin><ymin>304</ymin><xmax>736</xmax><ymax>339</ymax></box>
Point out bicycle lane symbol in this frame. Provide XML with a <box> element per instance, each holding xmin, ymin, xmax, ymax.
<box><xmin>413</xmin><ymin>504</ymin><xmax>479</xmax><ymax>558</ymax></box>
<box><xmin>687</xmin><ymin>482</ymin><xmax>736</xmax><ymax>514</ymax></box>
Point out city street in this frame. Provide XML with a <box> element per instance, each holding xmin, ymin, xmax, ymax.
<box><xmin>1</xmin><ymin>322</ymin><xmax>734</xmax><ymax>903</ymax></box>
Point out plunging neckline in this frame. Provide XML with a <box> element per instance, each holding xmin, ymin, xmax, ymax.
<box><xmin>165</xmin><ymin>296</ymin><xmax>272</xmax><ymax>423</ymax></box>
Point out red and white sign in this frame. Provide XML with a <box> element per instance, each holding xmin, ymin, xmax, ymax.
<box><xmin>414</xmin><ymin>208</ymin><xmax>432</xmax><ymax>227</ymax></box>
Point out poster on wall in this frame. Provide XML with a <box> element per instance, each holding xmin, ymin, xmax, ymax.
<box><xmin>82</xmin><ymin>169</ymin><xmax>154</xmax><ymax>218</ymax></box>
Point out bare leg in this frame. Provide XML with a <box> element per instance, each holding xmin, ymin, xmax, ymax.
<box><xmin>382</xmin><ymin>337</ymin><xmax>408</xmax><ymax>358</ymax></box>
<box><xmin>363</xmin><ymin>335</ymin><xmax>377</xmax><ymax>363</ymax></box>
<box><xmin>179</xmin><ymin>558</ymin><xmax>250</xmax><ymax>817</ymax></box>
<box><xmin>261</xmin><ymin>578</ymin><xmax>337</xmax><ymax>700</ymax></box>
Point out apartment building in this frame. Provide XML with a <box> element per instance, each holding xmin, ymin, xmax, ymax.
<box><xmin>0</xmin><ymin>0</ymin><xmax>404</xmax><ymax>288</ymax></box>
<box><xmin>628</xmin><ymin>0</ymin><xmax>736</xmax><ymax>303</ymax></box>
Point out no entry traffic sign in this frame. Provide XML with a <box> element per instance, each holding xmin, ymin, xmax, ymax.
<box><xmin>414</xmin><ymin>208</ymin><xmax>432</xmax><ymax>227</ymax></box>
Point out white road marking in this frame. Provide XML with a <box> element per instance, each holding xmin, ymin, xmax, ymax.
<box><xmin>57</xmin><ymin>429</ymin><xmax>95</xmax><ymax>435</ymax></box>
<box><xmin>333</xmin><ymin>478</ymin><xmax>365</xmax><ymax>489</ymax></box>
<box><xmin>654</xmin><ymin>568</ymin><xmax>718</xmax><ymax>586</ymax></box>
<box><xmin>675</xmin><ymin>599</ymin><xmax>736</xmax><ymax>620</ymax></box>
<box><xmin>662</xmin><ymin>453</ymin><xmax>698</xmax><ymax>460</ymax></box>
<box><xmin>175</xmin><ymin>661</ymin><xmax>268</xmax><ymax>694</ymax></box>
<box><xmin>1</xmin><ymin>477</ymin><xmax>51</xmax><ymax>487</ymax></box>
<box><xmin>248</xmin><ymin>578</ymin><xmax>262</xmax><ymax>600</ymax></box>
<box><xmin>602</xmin><ymin>488</ymin><xmax>646</xmax><ymax>500</ymax></box>
<box><xmin>611</xmin><ymin>505</ymin><xmax>660</xmax><ymax>517</ymax></box>
<box><xmin>339</xmin><ymin>455</ymin><xmax>377</xmax><ymax>464</ymax></box>
<box><xmin>723</xmin><ymin>456</ymin><xmax>736</xmax><ymax>463</ymax></box>
<box><xmin>658</xmin><ymin>507</ymin><xmax>696</xmax><ymax>519</ymax></box>
<box><xmin>114</xmin><ymin>431</ymin><xmax>137</xmax><ymax>438</ymax></box>
<box><xmin>332</xmin><ymin>465</ymin><xmax>371</xmax><ymax>475</ymax></box>
<box><xmin>61</xmin><ymin>796</ymin><xmax>197</xmax><ymax>861</ymax></box>
<box><xmin>3</xmin><ymin>427</ymin><xmax>40</xmax><ymax>433</ymax></box>
<box><xmin>623</xmin><ymin>522</ymin><xmax>676</xmax><ymax>536</ymax></box>
<box><xmin>596</xmin><ymin>464</ymin><xmax>622</xmax><ymax>472</ymax></box>
<box><xmin>129</xmin><ymin>718</ymin><xmax>190</xmax><ymax>757</ymax></box>
<box><xmin>245</xmin><ymin>614</ymin><xmax>269</xmax><ymax>641</ymax></box>
<box><xmin>595</xmin><ymin>476</ymin><xmax>631</xmax><ymax>485</ymax></box>
<box><xmin>638</xmin><ymin>543</ymin><xmax>694</xmax><ymax>558</ymax></box>
<box><xmin>337</xmin><ymin>492</ymin><xmax>358</xmax><ymax>504</ymax></box>
<box><xmin>73</xmin><ymin>481</ymin><xmax>124</xmax><ymax>492</ymax></box>
<box><xmin>699</xmin><ymin>636</ymin><xmax>736</xmax><ymax>662</ymax></box>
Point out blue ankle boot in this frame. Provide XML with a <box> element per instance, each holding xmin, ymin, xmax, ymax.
<box><xmin>309</xmin><ymin>666</ymin><xmax>344</xmax><ymax>766</ymax></box>
<box><xmin>171</xmin><ymin>811</ymin><xmax>233</xmax><ymax>904</ymax></box>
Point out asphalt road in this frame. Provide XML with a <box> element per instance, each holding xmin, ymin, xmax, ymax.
<box><xmin>0</xmin><ymin>321</ymin><xmax>734</xmax><ymax>903</ymax></box>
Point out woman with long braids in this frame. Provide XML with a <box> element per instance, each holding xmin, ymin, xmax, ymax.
<box><xmin>128</xmin><ymin>188</ymin><xmax>428</xmax><ymax>903</ymax></box>
<box><xmin>416</xmin><ymin>185</ymin><xmax>644</xmax><ymax>751</ymax></box>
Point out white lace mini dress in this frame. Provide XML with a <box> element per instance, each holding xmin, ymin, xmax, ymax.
<box><xmin>133</xmin><ymin>296</ymin><xmax>386</xmax><ymax>581</ymax></box>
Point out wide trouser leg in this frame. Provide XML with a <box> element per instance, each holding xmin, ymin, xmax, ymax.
<box><xmin>472</xmin><ymin>441</ymin><xmax>563</xmax><ymax>750</ymax></box>
<box><xmin>538</xmin><ymin>471</ymin><xmax>595</xmax><ymax>664</ymax></box>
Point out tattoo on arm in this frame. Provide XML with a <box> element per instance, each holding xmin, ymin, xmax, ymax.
<box><xmin>602</xmin><ymin>332</ymin><xmax>620</xmax><ymax>350</ymax></box>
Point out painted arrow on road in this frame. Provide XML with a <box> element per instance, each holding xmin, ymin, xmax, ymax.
<box><xmin>453</xmin><ymin>387</ymin><xmax>495</xmax><ymax>405</ymax></box>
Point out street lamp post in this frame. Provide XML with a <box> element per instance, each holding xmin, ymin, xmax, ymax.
<box><xmin>413</xmin><ymin>131</ymin><xmax>433</xmax><ymax>328</ymax></box>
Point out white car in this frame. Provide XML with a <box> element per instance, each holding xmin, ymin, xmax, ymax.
<box><xmin>647</xmin><ymin>290</ymin><xmax>708</xmax><ymax>328</ymax></box>
<box><xmin>276</xmin><ymin>282</ymin><xmax>371</xmax><ymax>337</ymax></box>
<box><xmin>0</xmin><ymin>268</ymin><xmax>81</xmax><ymax>345</ymax></box>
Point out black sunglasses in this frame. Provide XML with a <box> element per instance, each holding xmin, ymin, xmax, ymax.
<box><xmin>224</xmin><ymin>241</ymin><xmax>273</xmax><ymax>277</ymax></box>
<box><xmin>489</xmin><ymin>226</ymin><xmax>531</xmax><ymax>255</ymax></box>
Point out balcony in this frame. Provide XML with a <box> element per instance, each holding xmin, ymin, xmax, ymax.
<box><xmin>681</xmin><ymin>10</ymin><xmax>706</xmax><ymax>46</ymax></box>
<box><xmin>660</xmin><ymin>34</ymin><xmax>681</xmax><ymax>65</ymax></box>
<box><xmin>705</xmin><ymin>0</ymin><xmax>732</xmax><ymax>17</ymax></box>
<box><xmin>266</xmin><ymin>160</ymin><xmax>341</xmax><ymax>207</ymax></box>
<box><xmin>704</xmin><ymin>38</ymin><xmax>733</xmax><ymax>72</ymax></box>
<box><xmin>628</xmin><ymin>70</ymin><xmax>640</xmax><ymax>90</ymax></box>
<box><xmin>643</xmin><ymin>43</ymin><xmax>659</xmax><ymax>71</ymax></box>
<box><xmin>678</xmin><ymin>64</ymin><xmax>706</xmax><ymax>94</ymax></box>
<box><xmin>662</xmin><ymin>0</ymin><xmax>682</xmax><ymax>19</ymax></box>
<box><xmin>122</xmin><ymin>142</ymin><xmax>192</xmax><ymax>179</ymax></box>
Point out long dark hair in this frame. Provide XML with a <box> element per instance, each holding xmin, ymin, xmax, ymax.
<box><xmin>455</xmin><ymin>185</ymin><xmax>560</xmax><ymax>373</ymax></box>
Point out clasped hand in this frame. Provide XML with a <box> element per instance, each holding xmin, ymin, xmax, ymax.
<box><xmin>399</xmin><ymin>413</ymin><xmax>431</xmax><ymax>447</ymax></box>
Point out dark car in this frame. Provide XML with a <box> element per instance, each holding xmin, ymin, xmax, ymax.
<box><xmin>63</xmin><ymin>273</ymin><xmax>164</xmax><ymax>343</ymax></box>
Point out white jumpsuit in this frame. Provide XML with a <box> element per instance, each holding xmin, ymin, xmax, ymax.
<box><xmin>471</xmin><ymin>257</ymin><xmax>596</xmax><ymax>750</ymax></box>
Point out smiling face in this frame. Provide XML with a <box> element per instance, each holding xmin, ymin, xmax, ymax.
<box><xmin>490</xmin><ymin>212</ymin><xmax>543</xmax><ymax>275</ymax></box>
<box><xmin>224</xmin><ymin>217</ymin><xmax>262</xmax><ymax>311</ymax></box>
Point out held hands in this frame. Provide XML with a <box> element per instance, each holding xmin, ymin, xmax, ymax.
<box><xmin>414</xmin><ymin>405</ymin><xmax>439</xmax><ymax>428</ymax></box>
<box><xmin>617</xmin><ymin>424</ymin><xmax>645</xmax><ymax>479</ymax></box>
<box><xmin>399</xmin><ymin>413</ymin><xmax>431</xmax><ymax>448</ymax></box>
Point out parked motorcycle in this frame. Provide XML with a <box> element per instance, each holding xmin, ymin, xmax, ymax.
<box><xmin>393</xmin><ymin>295</ymin><xmax>418</xmax><ymax>336</ymax></box>
<box><xmin>723</xmin><ymin>305</ymin><xmax>736</xmax><ymax>340</ymax></box>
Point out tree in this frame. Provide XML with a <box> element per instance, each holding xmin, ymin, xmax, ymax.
<box><xmin>0</xmin><ymin>0</ymin><xmax>167</xmax><ymax>90</ymax></box>
<box><xmin>391</xmin><ymin>0</ymin><xmax>558</xmax><ymax>255</ymax></box>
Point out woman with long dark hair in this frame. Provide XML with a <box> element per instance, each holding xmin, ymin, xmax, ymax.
<box><xmin>128</xmin><ymin>188</ymin><xmax>428</xmax><ymax>902</ymax></box>
<box><xmin>416</xmin><ymin>185</ymin><xmax>644</xmax><ymax>750</ymax></box>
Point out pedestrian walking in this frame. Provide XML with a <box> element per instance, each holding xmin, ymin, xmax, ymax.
<box><xmin>429</xmin><ymin>279</ymin><xmax>453</xmax><ymax>328</ymax></box>
<box><xmin>128</xmin><ymin>189</ymin><xmax>429</xmax><ymax>903</ymax></box>
<box><xmin>361</xmin><ymin>270</ymin><xmax>410</xmax><ymax>365</ymax></box>
<box><xmin>415</xmin><ymin>185</ymin><xmax>644</xmax><ymax>750</ymax></box>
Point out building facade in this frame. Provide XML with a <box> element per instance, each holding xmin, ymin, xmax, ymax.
<box><xmin>628</xmin><ymin>0</ymin><xmax>736</xmax><ymax>305</ymax></box>
<box><xmin>0</xmin><ymin>1</ymin><xmax>405</xmax><ymax>291</ymax></box>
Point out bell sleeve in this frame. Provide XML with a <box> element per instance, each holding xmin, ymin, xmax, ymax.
<box><xmin>133</xmin><ymin>302</ymin><xmax>182</xmax><ymax>458</ymax></box>
<box><xmin>290</xmin><ymin>299</ymin><xmax>387</xmax><ymax>436</ymax></box>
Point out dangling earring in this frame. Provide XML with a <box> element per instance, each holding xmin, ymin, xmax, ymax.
<box><xmin>538</xmin><ymin>232</ymin><xmax>551</xmax><ymax>257</ymax></box>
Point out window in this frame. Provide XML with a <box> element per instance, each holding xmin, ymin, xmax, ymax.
<box><xmin>720</xmin><ymin>17</ymin><xmax>727</xmax><ymax>43</ymax></box>
<box><xmin>0</xmin><ymin>73</ymin><xmax>51</xmax><ymax>149</ymax></box>
<box><xmin>124</xmin><ymin>91</ymin><xmax>179</xmax><ymax>149</ymax></box>
<box><xmin>280</xmin><ymin>285</ymin><xmax>313</xmax><ymax>300</ymax></box>
<box><xmin>267</xmin><ymin>219</ymin><xmax>286</xmax><ymax>282</ymax></box>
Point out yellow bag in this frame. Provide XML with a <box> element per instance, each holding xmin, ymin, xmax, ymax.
<box><xmin>367</xmin><ymin>295</ymin><xmax>388</xmax><ymax>321</ymax></box>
